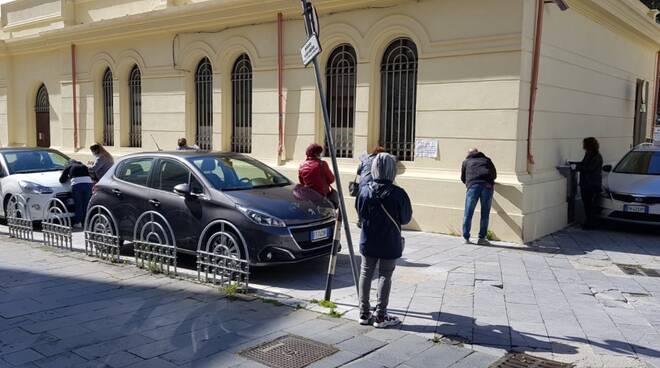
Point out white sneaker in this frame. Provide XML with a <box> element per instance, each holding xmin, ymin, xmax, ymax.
<box><xmin>373</xmin><ymin>314</ymin><xmax>401</xmax><ymax>329</ymax></box>
<box><xmin>359</xmin><ymin>313</ymin><xmax>372</xmax><ymax>326</ymax></box>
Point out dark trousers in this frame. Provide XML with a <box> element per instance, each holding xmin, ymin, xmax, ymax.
<box><xmin>580</xmin><ymin>186</ymin><xmax>600</xmax><ymax>228</ymax></box>
<box><xmin>72</xmin><ymin>183</ymin><xmax>93</xmax><ymax>225</ymax></box>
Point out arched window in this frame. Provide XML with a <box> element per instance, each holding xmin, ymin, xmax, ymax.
<box><xmin>325</xmin><ymin>44</ymin><xmax>357</xmax><ymax>158</ymax></box>
<box><xmin>102</xmin><ymin>68</ymin><xmax>114</xmax><ymax>146</ymax></box>
<box><xmin>231</xmin><ymin>54</ymin><xmax>252</xmax><ymax>153</ymax></box>
<box><xmin>195</xmin><ymin>57</ymin><xmax>213</xmax><ymax>151</ymax></box>
<box><xmin>128</xmin><ymin>65</ymin><xmax>142</xmax><ymax>148</ymax></box>
<box><xmin>35</xmin><ymin>84</ymin><xmax>50</xmax><ymax>147</ymax></box>
<box><xmin>380</xmin><ymin>38</ymin><xmax>418</xmax><ymax>161</ymax></box>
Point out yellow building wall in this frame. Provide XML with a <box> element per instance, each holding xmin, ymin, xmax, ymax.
<box><xmin>0</xmin><ymin>0</ymin><xmax>657</xmax><ymax>243</ymax></box>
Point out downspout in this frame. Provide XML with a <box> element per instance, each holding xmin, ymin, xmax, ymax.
<box><xmin>277</xmin><ymin>13</ymin><xmax>285</xmax><ymax>162</ymax></box>
<box><xmin>527</xmin><ymin>0</ymin><xmax>545</xmax><ymax>174</ymax></box>
<box><xmin>71</xmin><ymin>44</ymin><xmax>78</xmax><ymax>151</ymax></box>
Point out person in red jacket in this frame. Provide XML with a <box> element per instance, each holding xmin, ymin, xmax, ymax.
<box><xmin>299</xmin><ymin>143</ymin><xmax>337</xmax><ymax>207</ymax></box>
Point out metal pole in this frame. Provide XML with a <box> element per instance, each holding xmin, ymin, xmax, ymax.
<box><xmin>299</xmin><ymin>0</ymin><xmax>360</xmax><ymax>299</ymax></box>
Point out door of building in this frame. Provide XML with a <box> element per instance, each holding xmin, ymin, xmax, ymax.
<box><xmin>35</xmin><ymin>84</ymin><xmax>50</xmax><ymax>147</ymax></box>
<box><xmin>633</xmin><ymin>79</ymin><xmax>649</xmax><ymax>147</ymax></box>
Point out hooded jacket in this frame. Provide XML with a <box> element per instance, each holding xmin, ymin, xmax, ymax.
<box><xmin>298</xmin><ymin>157</ymin><xmax>335</xmax><ymax>196</ymax></box>
<box><xmin>356</xmin><ymin>181</ymin><xmax>412</xmax><ymax>259</ymax></box>
<box><xmin>461</xmin><ymin>152</ymin><xmax>497</xmax><ymax>188</ymax></box>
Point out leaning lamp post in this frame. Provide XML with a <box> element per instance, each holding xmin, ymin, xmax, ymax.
<box><xmin>298</xmin><ymin>0</ymin><xmax>360</xmax><ymax>300</ymax></box>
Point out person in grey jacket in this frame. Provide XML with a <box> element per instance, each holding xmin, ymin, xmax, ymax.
<box><xmin>88</xmin><ymin>144</ymin><xmax>114</xmax><ymax>181</ymax></box>
<box><xmin>461</xmin><ymin>148</ymin><xmax>497</xmax><ymax>245</ymax></box>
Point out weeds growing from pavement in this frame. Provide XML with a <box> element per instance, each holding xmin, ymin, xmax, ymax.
<box><xmin>486</xmin><ymin>229</ymin><xmax>498</xmax><ymax>241</ymax></box>
<box><xmin>327</xmin><ymin>309</ymin><xmax>342</xmax><ymax>318</ymax></box>
<box><xmin>318</xmin><ymin>300</ymin><xmax>337</xmax><ymax>309</ymax></box>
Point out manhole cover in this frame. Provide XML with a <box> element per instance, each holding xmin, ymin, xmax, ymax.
<box><xmin>490</xmin><ymin>353</ymin><xmax>573</xmax><ymax>368</ymax></box>
<box><xmin>240</xmin><ymin>334</ymin><xmax>338</xmax><ymax>368</ymax></box>
<box><xmin>616</xmin><ymin>264</ymin><xmax>660</xmax><ymax>278</ymax></box>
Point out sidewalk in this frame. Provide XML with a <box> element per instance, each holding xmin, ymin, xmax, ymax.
<box><xmin>0</xmin><ymin>237</ymin><xmax>495</xmax><ymax>368</ymax></box>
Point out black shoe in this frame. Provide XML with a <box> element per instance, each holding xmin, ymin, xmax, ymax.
<box><xmin>359</xmin><ymin>313</ymin><xmax>372</xmax><ymax>325</ymax></box>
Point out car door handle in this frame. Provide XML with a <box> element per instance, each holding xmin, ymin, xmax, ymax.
<box><xmin>112</xmin><ymin>189</ymin><xmax>122</xmax><ymax>197</ymax></box>
<box><xmin>149</xmin><ymin>199</ymin><xmax>161</xmax><ymax>207</ymax></box>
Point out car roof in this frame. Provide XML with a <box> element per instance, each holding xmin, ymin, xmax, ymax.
<box><xmin>119</xmin><ymin>150</ymin><xmax>250</xmax><ymax>160</ymax></box>
<box><xmin>632</xmin><ymin>143</ymin><xmax>660</xmax><ymax>152</ymax></box>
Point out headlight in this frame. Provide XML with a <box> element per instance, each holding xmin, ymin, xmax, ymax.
<box><xmin>236</xmin><ymin>205</ymin><xmax>286</xmax><ymax>227</ymax></box>
<box><xmin>318</xmin><ymin>206</ymin><xmax>335</xmax><ymax>218</ymax></box>
<box><xmin>19</xmin><ymin>180</ymin><xmax>53</xmax><ymax>194</ymax></box>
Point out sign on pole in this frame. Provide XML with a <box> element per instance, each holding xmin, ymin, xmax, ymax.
<box><xmin>301</xmin><ymin>35</ymin><xmax>322</xmax><ymax>66</ymax></box>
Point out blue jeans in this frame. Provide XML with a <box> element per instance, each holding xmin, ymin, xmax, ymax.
<box><xmin>462</xmin><ymin>184</ymin><xmax>494</xmax><ymax>240</ymax></box>
<box><xmin>72</xmin><ymin>183</ymin><xmax>93</xmax><ymax>225</ymax></box>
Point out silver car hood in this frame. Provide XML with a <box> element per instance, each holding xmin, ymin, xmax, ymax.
<box><xmin>606</xmin><ymin>172</ymin><xmax>660</xmax><ymax>196</ymax></box>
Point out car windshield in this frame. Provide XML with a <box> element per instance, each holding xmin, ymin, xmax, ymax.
<box><xmin>3</xmin><ymin>150</ymin><xmax>70</xmax><ymax>174</ymax></box>
<box><xmin>188</xmin><ymin>155</ymin><xmax>291</xmax><ymax>191</ymax></box>
<box><xmin>614</xmin><ymin>150</ymin><xmax>660</xmax><ymax>175</ymax></box>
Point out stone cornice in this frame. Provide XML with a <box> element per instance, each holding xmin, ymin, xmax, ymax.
<box><xmin>569</xmin><ymin>0</ymin><xmax>660</xmax><ymax>48</ymax></box>
<box><xmin>0</xmin><ymin>0</ymin><xmax>409</xmax><ymax>56</ymax></box>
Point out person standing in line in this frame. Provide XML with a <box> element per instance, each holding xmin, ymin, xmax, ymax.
<box><xmin>573</xmin><ymin>137</ymin><xmax>603</xmax><ymax>230</ymax></box>
<box><xmin>298</xmin><ymin>143</ymin><xmax>338</xmax><ymax>207</ymax></box>
<box><xmin>461</xmin><ymin>148</ymin><xmax>497</xmax><ymax>245</ymax></box>
<box><xmin>356</xmin><ymin>153</ymin><xmax>412</xmax><ymax>328</ymax></box>
<box><xmin>357</xmin><ymin>146</ymin><xmax>386</xmax><ymax>187</ymax></box>
<box><xmin>59</xmin><ymin>160</ymin><xmax>93</xmax><ymax>229</ymax></box>
<box><xmin>88</xmin><ymin>144</ymin><xmax>114</xmax><ymax>181</ymax></box>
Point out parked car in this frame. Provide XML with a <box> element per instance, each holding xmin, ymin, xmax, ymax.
<box><xmin>87</xmin><ymin>151</ymin><xmax>337</xmax><ymax>265</ymax></box>
<box><xmin>600</xmin><ymin>143</ymin><xmax>660</xmax><ymax>224</ymax></box>
<box><xmin>0</xmin><ymin>147</ymin><xmax>73</xmax><ymax>221</ymax></box>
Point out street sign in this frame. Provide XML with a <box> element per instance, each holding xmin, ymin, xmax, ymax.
<box><xmin>301</xmin><ymin>35</ymin><xmax>321</xmax><ymax>66</ymax></box>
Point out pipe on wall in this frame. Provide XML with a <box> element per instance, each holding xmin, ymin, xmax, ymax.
<box><xmin>71</xmin><ymin>44</ymin><xmax>78</xmax><ymax>151</ymax></box>
<box><xmin>277</xmin><ymin>13</ymin><xmax>284</xmax><ymax>162</ymax></box>
<box><xmin>527</xmin><ymin>0</ymin><xmax>545</xmax><ymax>174</ymax></box>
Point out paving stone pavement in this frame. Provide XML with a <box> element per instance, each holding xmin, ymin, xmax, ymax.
<box><xmin>2</xmin><ymin>222</ymin><xmax>660</xmax><ymax>368</ymax></box>
<box><xmin>0</xmin><ymin>231</ymin><xmax>495</xmax><ymax>368</ymax></box>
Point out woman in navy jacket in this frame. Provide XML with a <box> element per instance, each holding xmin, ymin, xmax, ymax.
<box><xmin>356</xmin><ymin>153</ymin><xmax>412</xmax><ymax>328</ymax></box>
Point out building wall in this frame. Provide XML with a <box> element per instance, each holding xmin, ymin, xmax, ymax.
<box><xmin>517</xmin><ymin>0</ymin><xmax>660</xmax><ymax>241</ymax></box>
<box><xmin>0</xmin><ymin>0</ymin><xmax>657</xmax><ymax>243</ymax></box>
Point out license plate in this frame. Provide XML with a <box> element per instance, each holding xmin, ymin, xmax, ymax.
<box><xmin>310</xmin><ymin>228</ymin><xmax>330</xmax><ymax>242</ymax></box>
<box><xmin>624</xmin><ymin>205</ymin><xmax>648</xmax><ymax>214</ymax></box>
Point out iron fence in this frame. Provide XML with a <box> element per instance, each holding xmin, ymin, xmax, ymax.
<box><xmin>7</xmin><ymin>194</ymin><xmax>33</xmax><ymax>241</ymax></box>
<box><xmin>84</xmin><ymin>205</ymin><xmax>121</xmax><ymax>262</ymax></box>
<box><xmin>132</xmin><ymin>211</ymin><xmax>177</xmax><ymax>275</ymax></box>
<box><xmin>42</xmin><ymin>198</ymin><xmax>72</xmax><ymax>250</ymax></box>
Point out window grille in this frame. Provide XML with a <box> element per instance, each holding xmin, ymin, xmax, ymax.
<box><xmin>231</xmin><ymin>54</ymin><xmax>252</xmax><ymax>153</ymax></box>
<box><xmin>129</xmin><ymin>65</ymin><xmax>142</xmax><ymax>148</ymax></box>
<box><xmin>35</xmin><ymin>84</ymin><xmax>49</xmax><ymax>113</ymax></box>
<box><xmin>195</xmin><ymin>58</ymin><xmax>213</xmax><ymax>151</ymax></box>
<box><xmin>380</xmin><ymin>38</ymin><xmax>418</xmax><ymax>161</ymax></box>
<box><xmin>325</xmin><ymin>44</ymin><xmax>357</xmax><ymax>158</ymax></box>
<box><xmin>102</xmin><ymin>68</ymin><xmax>114</xmax><ymax>146</ymax></box>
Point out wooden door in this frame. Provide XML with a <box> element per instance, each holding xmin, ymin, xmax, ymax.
<box><xmin>36</xmin><ymin>112</ymin><xmax>50</xmax><ymax>147</ymax></box>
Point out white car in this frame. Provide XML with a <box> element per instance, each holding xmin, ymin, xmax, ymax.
<box><xmin>0</xmin><ymin>148</ymin><xmax>73</xmax><ymax>221</ymax></box>
<box><xmin>601</xmin><ymin>143</ymin><xmax>660</xmax><ymax>224</ymax></box>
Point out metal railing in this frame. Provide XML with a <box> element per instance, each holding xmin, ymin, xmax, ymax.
<box><xmin>325</xmin><ymin>44</ymin><xmax>356</xmax><ymax>158</ymax></box>
<box><xmin>132</xmin><ymin>211</ymin><xmax>177</xmax><ymax>275</ymax></box>
<box><xmin>195</xmin><ymin>57</ymin><xmax>213</xmax><ymax>151</ymax></box>
<box><xmin>7</xmin><ymin>194</ymin><xmax>34</xmax><ymax>241</ymax></box>
<box><xmin>197</xmin><ymin>250</ymin><xmax>249</xmax><ymax>290</ymax></box>
<box><xmin>42</xmin><ymin>198</ymin><xmax>72</xmax><ymax>250</ymax></box>
<box><xmin>129</xmin><ymin>65</ymin><xmax>142</xmax><ymax>148</ymax></box>
<box><xmin>84</xmin><ymin>205</ymin><xmax>121</xmax><ymax>262</ymax></box>
<box><xmin>103</xmin><ymin>68</ymin><xmax>114</xmax><ymax>146</ymax></box>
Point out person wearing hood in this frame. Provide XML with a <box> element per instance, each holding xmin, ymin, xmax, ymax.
<box><xmin>298</xmin><ymin>143</ymin><xmax>338</xmax><ymax>207</ymax></box>
<box><xmin>461</xmin><ymin>148</ymin><xmax>497</xmax><ymax>245</ymax></box>
<box><xmin>356</xmin><ymin>153</ymin><xmax>412</xmax><ymax>328</ymax></box>
<box><xmin>59</xmin><ymin>160</ymin><xmax>93</xmax><ymax>228</ymax></box>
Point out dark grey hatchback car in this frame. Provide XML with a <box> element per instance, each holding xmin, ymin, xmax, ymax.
<box><xmin>87</xmin><ymin>151</ymin><xmax>337</xmax><ymax>265</ymax></box>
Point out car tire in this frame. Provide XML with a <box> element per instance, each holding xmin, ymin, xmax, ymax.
<box><xmin>201</xmin><ymin>226</ymin><xmax>247</xmax><ymax>262</ymax></box>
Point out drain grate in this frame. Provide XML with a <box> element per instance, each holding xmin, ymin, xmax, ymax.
<box><xmin>616</xmin><ymin>264</ymin><xmax>660</xmax><ymax>278</ymax></box>
<box><xmin>490</xmin><ymin>353</ymin><xmax>573</xmax><ymax>368</ymax></box>
<box><xmin>240</xmin><ymin>335</ymin><xmax>338</xmax><ymax>368</ymax></box>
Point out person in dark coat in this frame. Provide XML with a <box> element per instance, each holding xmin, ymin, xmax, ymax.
<box><xmin>574</xmin><ymin>137</ymin><xmax>603</xmax><ymax>229</ymax></box>
<box><xmin>59</xmin><ymin>160</ymin><xmax>93</xmax><ymax>227</ymax></box>
<box><xmin>88</xmin><ymin>144</ymin><xmax>114</xmax><ymax>181</ymax></box>
<box><xmin>461</xmin><ymin>148</ymin><xmax>497</xmax><ymax>245</ymax></box>
<box><xmin>298</xmin><ymin>143</ymin><xmax>338</xmax><ymax>207</ymax></box>
<box><xmin>356</xmin><ymin>153</ymin><xmax>412</xmax><ymax>328</ymax></box>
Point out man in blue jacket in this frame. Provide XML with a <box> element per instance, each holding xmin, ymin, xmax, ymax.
<box><xmin>461</xmin><ymin>148</ymin><xmax>497</xmax><ymax>245</ymax></box>
<box><xmin>356</xmin><ymin>153</ymin><xmax>413</xmax><ymax>328</ymax></box>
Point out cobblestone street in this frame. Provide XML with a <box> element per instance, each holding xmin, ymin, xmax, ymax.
<box><xmin>1</xmin><ymin>223</ymin><xmax>660</xmax><ymax>367</ymax></box>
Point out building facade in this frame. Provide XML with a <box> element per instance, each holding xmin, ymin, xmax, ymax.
<box><xmin>0</xmin><ymin>0</ymin><xmax>658</xmax><ymax>242</ymax></box>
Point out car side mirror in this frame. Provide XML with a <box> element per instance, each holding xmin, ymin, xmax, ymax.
<box><xmin>603</xmin><ymin>165</ymin><xmax>612</xmax><ymax>173</ymax></box>
<box><xmin>173</xmin><ymin>183</ymin><xmax>191</xmax><ymax>197</ymax></box>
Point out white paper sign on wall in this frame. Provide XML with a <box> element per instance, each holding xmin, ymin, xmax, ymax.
<box><xmin>415</xmin><ymin>139</ymin><xmax>439</xmax><ymax>158</ymax></box>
